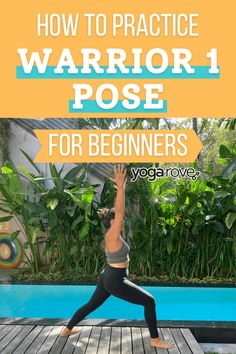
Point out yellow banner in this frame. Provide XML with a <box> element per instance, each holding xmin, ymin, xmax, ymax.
<box><xmin>34</xmin><ymin>129</ymin><xmax>203</xmax><ymax>163</ymax></box>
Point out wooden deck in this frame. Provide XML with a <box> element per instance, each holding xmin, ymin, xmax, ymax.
<box><xmin>0</xmin><ymin>324</ymin><xmax>204</xmax><ymax>354</ymax></box>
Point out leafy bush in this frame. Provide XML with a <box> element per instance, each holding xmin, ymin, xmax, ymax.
<box><xmin>12</xmin><ymin>267</ymin><xmax>235</xmax><ymax>286</ymax></box>
<box><xmin>1</xmin><ymin>143</ymin><xmax>236</xmax><ymax>281</ymax></box>
<box><xmin>125</xmin><ymin>144</ymin><xmax>236</xmax><ymax>279</ymax></box>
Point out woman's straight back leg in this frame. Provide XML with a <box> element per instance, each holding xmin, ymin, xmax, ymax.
<box><xmin>66</xmin><ymin>269</ymin><xmax>111</xmax><ymax>330</ymax></box>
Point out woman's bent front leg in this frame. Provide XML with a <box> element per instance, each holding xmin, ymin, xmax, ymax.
<box><xmin>105</xmin><ymin>277</ymin><xmax>159</xmax><ymax>339</ymax></box>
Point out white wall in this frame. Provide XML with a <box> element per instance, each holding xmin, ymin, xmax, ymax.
<box><xmin>9</xmin><ymin>122</ymin><xmax>104</xmax><ymax>195</ymax></box>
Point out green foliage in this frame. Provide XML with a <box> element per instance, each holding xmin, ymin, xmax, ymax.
<box><xmin>12</xmin><ymin>267</ymin><xmax>236</xmax><ymax>286</ymax></box>
<box><xmin>0</xmin><ymin>153</ymin><xmax>103</xmax><ymax>274</ymax></box>
<box><xmin>124</xmin><ymin>146</ymin><xmax>236</xmax><ymax>279</ymax></box>
<box><xmin>1</xmin><ymin>142</ymin><xmax>236</xmax><ymax>282</ymax></box>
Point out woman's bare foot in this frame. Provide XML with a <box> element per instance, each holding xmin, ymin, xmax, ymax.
<box><xmin>150</xmin><ymin>337</ymin><xmax>175</xmax><ymax>349</ymax></box>
<box><xmin>60</xmin><ymin>327</ymin><xmax>80</xmax><ymax>337</ymax></box>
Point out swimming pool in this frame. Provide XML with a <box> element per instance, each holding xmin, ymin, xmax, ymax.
<box><xmin>0</xmin><ymin>284</ymin><xmax>235</xmax><ymax>321</ymax></box>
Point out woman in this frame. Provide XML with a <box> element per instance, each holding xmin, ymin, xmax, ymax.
<box><xmin>61</xmin><ymin>164</ymin><xmax>175</xmax><ymax>349</ymax></box>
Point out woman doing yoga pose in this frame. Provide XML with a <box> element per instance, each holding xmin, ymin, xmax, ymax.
<box><xmin>61</xmin><ymin>164</ymin><xmax>175</xmax><ymax>349</ymax></box>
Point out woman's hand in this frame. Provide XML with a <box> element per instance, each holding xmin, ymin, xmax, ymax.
<box><xmin>109</xmin><ymin>164</ymin><xmax>127</xmax><ymax>189</ymax></box>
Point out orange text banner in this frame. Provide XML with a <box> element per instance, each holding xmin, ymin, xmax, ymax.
<box><xmin>34</xmin><ymin>129</ymin><xmax>203</xmax><ymax>163</ymax></box>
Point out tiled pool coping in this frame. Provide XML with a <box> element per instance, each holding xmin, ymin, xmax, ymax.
<box><xmin>1</xmin><ymin>317</ymin><xmax>235</xmax><ymax>327</ymax></box>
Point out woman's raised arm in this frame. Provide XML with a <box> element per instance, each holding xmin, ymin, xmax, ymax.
<box><xmin>106</xmin><ymin>164</ymin><xmax>127</xmax><ymax>242</ymax></box>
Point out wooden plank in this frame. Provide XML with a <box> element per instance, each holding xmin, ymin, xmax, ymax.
<box><xmin>37</xmin><ymin>326</ymin><xmax>63</xmax><ymax>354</ymax></box>
<box><xmin>85</xmin><ymin>326</ymin><xmax>102</xmax><ymax>353</ymax></box>
<box><xmin>50</xmin><ymin>336</ymin><xmax>67</xmax><ymax>354</ymax></box>
<box><xmin>140</xmin><ymin>327</ymin><xmax>157</xmax><ymax>354</ymax></box>
<box><xmin>25</xmin><ymin>326</ymin><xmax>53</xmax><ymax>354</ymax></box>
<box><xmin>160</xmin><ymin>328</ymin><xmax>180</xmax><ymax>354</ymax></box>
<box><xmin>0</xmin><ymin>324</ymin><xmax>6</xmax><ymax>332</ymax></box>
<box><xmin>109</xmin><ymin>327</ymin><xmax>121</xmax><ymax>354</ymax></box>
<box><xmin>97</xmin><ymin>326</ymin><xmax>111</xmax><ymax>354</ymax></box>
<box><xmin>15</xmin><ymin>326</ymin><xmax>44</xmax><ymax>353</ymax></box>
<box><xmin>141</xmin><ymin>327</ymin><xmax>169</xmax><ymax>354</ymax></box>
<box><xmin>0</xmin><ymin>325</ymin><xmax>23</xmax><ymax>351</ymax></box>
<box><xmin>50</xmin><ymin>333</ymin><xmax>68</xmax><ymax>354</ymax></box>
<box><xmin>74</xmin><ymin>326</ymin><xmax>92</xmax><ymax>354</ymax></box>
<box><xmin>121</xmin><ymin>327</ymin><xmax>132</xmax><ymax>354</ymax></box>
<box><xmin>171</xmin><ymin>328</ymin><xmax>192</xmax><ymax>354</ymax></box>
<box><xmin>0</xmin><ymin>324</ymin><xmax>205</xmax><ymax>354</ymax></box>
<box><xmin>155</xmin><ymin>328</ymin><xmax>168</xmax><ymax>354</ymax></box>
<box><xmin>0</xmin><ymin>325</ymin><xmax>16</xmax><ymax>341</ymax></box>
<box><xmin>131</xmin><ymin>327</ymin><xmax>144</xmax><ymax>354</ymax></box>
<box><xmin>180</xmin><ymin>329</ymin><xmax>204</xmax><ymax>354</ymax></box>
<box><xmin>2</xmin><ymin>325</ymin><xmax>34</xmax><ymax>354</ymax></box>
<box><xmin>60</xmin><ymin>327</ymin><xmax>82</xmax><ymax>354</ymax></box>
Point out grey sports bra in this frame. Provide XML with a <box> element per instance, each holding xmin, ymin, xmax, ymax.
<box><xmin>105</xmin><ymin>237</ymin><xmax>130</xmax><ymax>263</ymax></box>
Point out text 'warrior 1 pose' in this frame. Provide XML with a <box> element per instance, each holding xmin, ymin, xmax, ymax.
<box><xmin>61</xmin><ymin>165</ymin><xmax>175</xmax><ymax>349</ymax></box>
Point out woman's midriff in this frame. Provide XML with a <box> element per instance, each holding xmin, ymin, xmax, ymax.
<box><xmin>108</xmin><ymin>262</ymin><xmax>129</xmax><ymax>268</ymax></box>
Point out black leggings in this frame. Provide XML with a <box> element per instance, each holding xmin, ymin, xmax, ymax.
<box><xmin>66</xmin><ymin>264</ymin><xmax>159</xmax><ymax>338</ymax></box>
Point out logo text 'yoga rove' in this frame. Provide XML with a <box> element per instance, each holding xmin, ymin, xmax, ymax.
<box><xmin>131</xmin><ymin>167</ymin><xmax>201</xmax><ymax>182</ymax></box>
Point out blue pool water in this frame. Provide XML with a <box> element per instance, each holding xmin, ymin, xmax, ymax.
<box><xmin>0</xmin><ymin>284</ymin><xmax>235</xmax><ymax>321</ymax></box>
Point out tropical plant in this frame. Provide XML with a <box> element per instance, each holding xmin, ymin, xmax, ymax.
<box><xmin>125</xmin><ymin>143</ymin><xmax>236</xmax><ymax>279</ymax></box>
<box><xmin>0</xmin><ymin>161</ymin><xmax>43</xmax><ymax>273</ymax></box>
<box><xmin>0</xmin><ymin>151</ymin><xmax>102</xmax><ymax>273</ymax></box>
<box><xmin>1</xmin><ymin>141</ymin><xmax>235</xmax><ymax>281</ymax></box>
